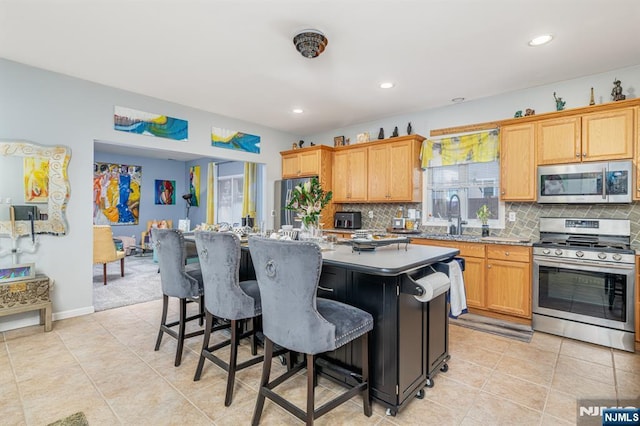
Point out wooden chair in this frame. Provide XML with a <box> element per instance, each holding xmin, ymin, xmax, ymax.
<box><xmin>93</xmin><ymin>225</ymin><xmax>125</xmax><ymax>285</ymax></box>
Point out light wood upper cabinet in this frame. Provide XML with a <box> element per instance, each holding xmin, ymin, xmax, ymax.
<box><xmin>500</xmin><ymin>123</ymin><xmax>536</xmax><ymax>201</ymax></box>
<box><xmin>332</xmin><ymin>147</ymin><xmax>368</xmax><ymax>202</ymax></box>
<box><xmin>636</xmin><ymin>107</ymin><xmax>640</xmax><ymax>200</ymax></box>
<box><xmin>367</xmin><ymin>138</ymin><xmax>422</xmax><ymax>202</ymax></box>
<box><xmin>581</xmin><ymin>108</ymin><xmax>634</xmax><ymax>162</ymax></box>
<box><xmin>536</xmin><ymin>116</ymin><xmax>581</xmax><ymax>165</ymax></box>
<box><xmin>535</xmin><ymin>108</ymin><xmax>633</xmax><ymax>165</ymax></box>
<box><xmin>281</xmin><ymin>147</ymin><xmax>324</xmax><ymax>178</ymax></box>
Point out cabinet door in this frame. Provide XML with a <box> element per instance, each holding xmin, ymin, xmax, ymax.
<box><xmin>485</xmin><ymin>259</ymin><xmax>531</xmax><ymax>318</ymax></box>
<box><xmin>500</xmin><ymin>123</ymin><xmax>536</xmax><ymax>201</ymax></box>
<box><xmin>387</xmin><ymin>140</ymin><xmax>415</xmax><ymax>201</ymax></box>
<box><xmin>582</xmin><ymin>108</ymin><xmax>634</xmax><ymax>162</ymax></box>
<box><xmin>367</xmin><ymin>144</ymin><xmax>389</xmax><ymax>201</ymax></box>
<box><xmin>298</xmin><ymin>149</ymin><xmax>321</xmax><ymax>176</ymax></box>
<box><xmin>332</xmin><ymin>150</ymin><xmax>350</xmax><ymax>202</ymax></box>
<box><xmin>462</xmin><ymin>256</ymin><xmax>486</xmax><ymax>309</ymax></box>
<box><xmin>349</xmin><ymin>147</ymin><xmax>368</xmax><ymax>201</ymax></box>
<box><xmin>281</xmin><ymin>153</ymin><xmax>299</xmax><ymax>178</ymax></box>
<box><xmin>536</xmin><ymin>116</ymin><xmax>581</xmax><ymax>165</ymax></box>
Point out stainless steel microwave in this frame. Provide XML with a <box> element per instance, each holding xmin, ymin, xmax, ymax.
<box><xmin>537</xmin><ymin>160</ymin><xmax>632</xmax><ymax>204</ymax></box>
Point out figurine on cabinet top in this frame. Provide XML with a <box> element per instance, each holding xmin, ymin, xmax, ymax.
<box><xmin>524</xmin><ymin>108</ymin><xmax>535</xmax><ymax>116</ymax></box>
<box><xmin>407</xmin><ymin>122</ymin><xmax>412</xmax><ymax>135</ymax></box>
<box><xmin>553</xmin><ymin>92</ymin><xmax>566</xmax><ymax>111</ymax></box>
<box><xmin>378</xmin><ymin>127</ymin><xmax>384</xmax><ymax>140</ymax></box>
<box><xmin>298</xmin><ymin>140</ymin><xmax>305</xmax><ymax>148</ymax></box>
<box><xmin>611</xmin><ymin>79</ymin><xmax>626</xmax><ymax>101</ymax></box>
<box><xmin>392</xmin><ymin>126</ymin><xmax>399</xmax><ymax>138</ymax></box>
<box><xmin>514</xmin><ymin>110</ymin><xmax>523</xmax><ymax>118</ymax></box>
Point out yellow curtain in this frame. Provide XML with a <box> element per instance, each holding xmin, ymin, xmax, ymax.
<box><xmin>242</xmin><ymin>162</ymin><xmax>257</xmax><ymax>219</ymax></box>
<box><xmin>421</xmin><ymin>129</ymin><xmax>499</xmax><ymax>168</ymax></box>
<box><xmin>206</xmin><ymin>162</ymin><xmax>216</xmax><ymax>224</ymax></box>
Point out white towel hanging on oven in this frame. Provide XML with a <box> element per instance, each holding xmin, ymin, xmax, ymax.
<box><xmin>447</xmin><ymin>259</ymin><xmax>467</xmax><ymax>318</ymax></box>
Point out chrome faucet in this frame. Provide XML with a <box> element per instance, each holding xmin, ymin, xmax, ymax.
<box><xmin>448</xmin><ymin>194</ymin><xmax>467</xmax><ymax>235</ymax></box>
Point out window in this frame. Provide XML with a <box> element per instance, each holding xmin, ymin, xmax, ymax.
<box><xmin>217</xmin><ymin>174</ymin><xmax>243</xmax><ymax>225</ymax></box>
<box><xmin>422</xmin><ymin>161</ymin><xmax>504</xmax><ymax>229</ymax></box>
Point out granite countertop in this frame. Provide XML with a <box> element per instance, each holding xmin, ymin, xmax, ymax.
<box><xmin>324</xmin><ymin>228</ymin><xmax>534</xmax><ymax>246</ymax></box>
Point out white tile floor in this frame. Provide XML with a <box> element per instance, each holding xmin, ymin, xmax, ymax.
<box><xmin>1</xmin><ymin>299</ymin><xmax>639</xmax><ymax>425</ymax></box>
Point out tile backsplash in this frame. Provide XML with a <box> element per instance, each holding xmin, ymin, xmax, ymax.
<box><xmin>334</xmin><ymin>202</ymin><xmax>640</xmax><ymax>246</ymax></box>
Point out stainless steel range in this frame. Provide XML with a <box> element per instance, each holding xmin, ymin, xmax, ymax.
<box><xmin>533</xmin><ymin>217</ymin><xmax>636</xmax><ymax>352</ymax></box>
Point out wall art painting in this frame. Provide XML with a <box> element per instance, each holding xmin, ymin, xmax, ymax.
<box><xmin>93</xmin><ymin>162</ymin><xmax>141</xmax><ymax>225</ymax></box>
<box><xmin>211</xmin><ymin>127</ymin><xmax>260</xmax><ymax>154</ymax></box>
<box><xmin>114</xmin><ymin>106</ymin><xmax>188</xmax><ymax>141</ymax></box>
<box><xmin>0</xmin><ymin>263</ymin><xmax>35</xmax><ymax>284</ymax></box>
<box><xmin>23</xmin><ymin>157</ymin><xmax>50</xmax><ymax>203</ymax></box>
<box><xmin>155</xmin><ymin>180</ymin><xmax>175</xmax><ymax>205</ymax></box>
<box><xmin>189</xmin><ymin>165</ymin><xmax>200</xmax><ymax>207</ymax></box>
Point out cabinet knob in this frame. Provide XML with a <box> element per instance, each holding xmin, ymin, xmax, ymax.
<box><xmin>501</xmin><ymin>191</ymin><xmax>505</xmax><ymax>195</ymax></box>
<box><xmin>505</xmin><ymin>252</ymin><xmax>510</xmax><ymax>256</ymax></box>
<box><xmin>575</xmin><ymin>153</ymin><xmax>580</xmax><ymax>157</ymax></box>
<box><xmin>582</xmin><ymin>153</ymin><xmax>587</xmax><ymax>157</ymax></box>
<box><xmin>487</xmin><ymin>264</ymin><xmax>492</xmax><ymax>269</ymax></box>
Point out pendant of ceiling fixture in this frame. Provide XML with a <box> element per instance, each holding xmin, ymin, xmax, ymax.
<box><xmin>293</xmin><ymin>29</ymin><xmax>328</xmax><ymax>58</ymax></box>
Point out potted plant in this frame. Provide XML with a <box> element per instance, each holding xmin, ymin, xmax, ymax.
<box><xmin>476</xmin><ymin>204</ymin><xmax>491</xmax><ymax>237</ymax></box>
<box><xmin>286</xmin><ymin>177</ymin><xmax>332</xmax><ymax>238</ymax></box>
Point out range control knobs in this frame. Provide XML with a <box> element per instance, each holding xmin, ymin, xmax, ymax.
<box><xmin>575</xmin><ymin>251</ymin><xmax>584</xmax><ymax>258</ymax></box>
<box><xmin>598</xmin><ymin>252</ymin><xmax>607</xmax><ymax>260</ymax></box>
<box><xmin>612</xmin><ymin>254</ymin><xmax>623</xmax><ymax>261</ymax></box>
<box><xmin>542</xmin><ymin>249</ymin><xmax>551</xmax><ymax>255</ymax></box>
<box><xmin>554</xmin><ymin>249</ymin><xmax>563</xmax><ymax>256</ymax></box>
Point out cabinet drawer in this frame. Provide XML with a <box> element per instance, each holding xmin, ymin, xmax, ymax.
<box><xmin>486</xmin><ymin>245</ymin><xmax>530</xmax><ymax>262</ymax></box>
<box><xmin>414</xmin><ymin>239</ymin><xmax>485</xmax><ymax>258</ymax></box>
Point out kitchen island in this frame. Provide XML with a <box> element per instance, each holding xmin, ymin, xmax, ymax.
<box><xmin>239</xmin><ymin>240</ymin><xmax>460</xmax><ymax>415</ymax></box>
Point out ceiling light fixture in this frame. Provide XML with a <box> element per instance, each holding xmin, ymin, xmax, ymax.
<box><xmin>528</xmin><ymin>34</ymin><xmax>553</xmax><ymax>46</ymax></box>
<box><xmin>379</xmin><ymin>82</ymin><xmax>394</xmax><ymax>89</ymax></box>
<box><xmin>293</xmin><ymin>29</ymin><xmax>328</xmax><ymax>58</ymax></box>
<box><xmin>292</xmin><ymin>108</ymin><xmax>304</xmax><ymax>114</ymax></box>
<box><xmin>451</xmin><ymin>97</ymin><xmax>465</xmax><ymax>103</ymax></box>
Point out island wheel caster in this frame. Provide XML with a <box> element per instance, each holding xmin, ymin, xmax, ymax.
<box><xmin>415</xmin><ymin>388</ymin><xmax>425</xmax><ymax>399</ymax></box>
<box><xmin>425</xmin><ymin>378</ymin><xmax>434</xmax><ymax>388</ymax></box>
<box><xmin>385</xmin><ymin>408</ymin><xmax>397</xmax><ymax>417</ymax></box>
<box><xmin>440</xmin><ymin>363</ymin><xmax>449</xmax><ymax>373</ymax></box>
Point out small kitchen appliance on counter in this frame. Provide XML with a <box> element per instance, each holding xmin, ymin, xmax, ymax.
<box><xmin>391</xmin><ymin>217</ymin><xmax>405</xmax><ymax>229</ymax></box>
<box><xmin>334</xmin><ymin>211</ymin><xmax>362</xmax><ymax>229</ymax></box>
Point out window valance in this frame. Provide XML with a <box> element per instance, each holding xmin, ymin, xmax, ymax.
<box><xmin>420</xmin><ymin>129</ymin><xmax>499</xmax><ymax>168</ymax></box>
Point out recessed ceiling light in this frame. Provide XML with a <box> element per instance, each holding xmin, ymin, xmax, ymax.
<box><xmin>292</xmin><ymin>108</ymin><xmax>304</xmax><ymax>114</ymax></box>
<box><xmin>451</xmin><ymin>97</ymin><xmax>465</xmax><ymax>103</ymax></box>
<box><xmin>528</xmin><ymin>34</ymin><xmax>553</xmax><ymax>47</ymax></box>
<box><xmin>379</xmin><ymin>82</ymin><xmax>394</xmax><ymax>89</ymax></box>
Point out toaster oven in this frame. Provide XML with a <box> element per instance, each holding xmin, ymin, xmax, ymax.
<box><xmin>334</xmin><ymin>212</ymin><xmax>362</xmax><ymax>229</ymax></box>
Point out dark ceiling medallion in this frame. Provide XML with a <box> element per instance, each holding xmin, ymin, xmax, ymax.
<box><xmin>293</xmin><ymin>29</ymin><xmax>328</xmax><ymax>58</ymax></box>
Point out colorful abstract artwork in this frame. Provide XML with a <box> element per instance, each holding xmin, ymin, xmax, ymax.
<box><xmin>93</xmin><ymin>162</ymin><xmax>141</xmax><ymax>225</ymax></box>
<box><xmin>155</xmin><ymin>180</ymin><xmax>175</xmax><ymax>205</ymax></box>
<box><xmin>114</xmin><ymin>106</ymin><xmax>188</xmax><ymax>141</ymax></box>
<box><xmin>189</xmin><ymin>166</ymin><xmax>200</xmax><ymax>207</ymax></box>
<box><xmin>0</xmin><ymin>263</ymin><xmax>35</xmax><ymax>283</ymax></box>
<box><xmin>211</xmin><ymin>127</ymin><xmax>260</xmax><ymax>154</ymax></box>
<box><xmin>23</xmin><ymin>157</ymin><xmax>49</xmax><ymax>203</ymax></box>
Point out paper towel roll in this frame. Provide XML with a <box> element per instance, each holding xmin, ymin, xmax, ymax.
<box><xmin>414</xmin><ymin>272</ymin><xmax>450</xmax><ymax>302</ymax></box>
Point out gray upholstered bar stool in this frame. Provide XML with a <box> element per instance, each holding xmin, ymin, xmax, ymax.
<box><xmin>193</xmin><ymin>231</ymin><xmax>264</xmax><ymax>407</ymax></box>
<box><xmin>153</xmin><ymin>228</ymin><xmax>205</xmax><ymax>367</ymax></box>
<box><xmin>248</xmin><ymin>237</ymin><xmax>373</xmax><ymax>426</ymax></box>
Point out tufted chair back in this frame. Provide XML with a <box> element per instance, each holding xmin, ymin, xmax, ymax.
<box><xmin>195</xmin><ymin>231</ymin><xmax>260</xmax><ymax>320</ymax></box>
<box><xmin>154</xmin><ymin>228</ymin><xmax>202</xmax><ymax>299</ymax></box>
<box><xmin>248</xmin><ymin>237</ymin><xmax>337</xmax><ymax>354</ymax></box>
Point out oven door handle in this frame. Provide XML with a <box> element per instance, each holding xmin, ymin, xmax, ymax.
<box><xmin>535</xmin><ymin>256</ymin><xmax>634</xmax><ymax>271</ymax></box>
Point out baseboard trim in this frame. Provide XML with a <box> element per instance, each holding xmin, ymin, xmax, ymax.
<box><xmin>53</xmin><ymin>306</ymin><xmax>95</xmax><ymax>321</ymax></box>
<box><xmin>0</xmin><ymin>306</ymin><xmax>95</xmax><ymax>332</ymax></box>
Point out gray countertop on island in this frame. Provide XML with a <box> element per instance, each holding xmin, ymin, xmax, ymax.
<box><xmin>322</xmin><ymin>242</ymin><xmax>459</xmax><ymax>276</ymax></box>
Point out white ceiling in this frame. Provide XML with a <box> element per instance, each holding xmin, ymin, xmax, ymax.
<box><xmin>2</xmin><ymin>0</ymin><xmax>640</xmax><ymax>139</ymax></box>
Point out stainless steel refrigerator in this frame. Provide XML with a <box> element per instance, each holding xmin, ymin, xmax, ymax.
<box><xmin>274</xmin><ymin>177</ymin><xmax>314</xmax><ymax>229</ymax></box>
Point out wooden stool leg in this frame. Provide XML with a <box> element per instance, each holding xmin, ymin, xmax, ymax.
<box><xmin>175</xmin><ymin>298</ymin><xmax>187</xmax><ymax>366</ymax></box>
<box><xmin>225</xmin><ymin>320</ymin><xmax>239</xmax><ymax>406</ymax></box>
<box><xmin>194</xmin><ymin>311</ymin><xmax>213</xmax><ymax>381</ymax></box>
<box><xmin>251</xmin><ymin>316</ymin><xmax>258</xmax><ymax>356</ymax></box>
<box><xmin>102</xmin><ymin>263</ymin><xmax>107</xmax><ymax>285</ymax></box>
<box><xmin>252</xmin><ymin>338</ymin><xmax>274</xmax><ymax>426</ymax></box>
<box><xmin>120</xmin><ymin>257</ymin><xmax>124</xmax><ymax>277</ymax></box>
<box><xmin>361</xmin><ymin>332</ymin><xmax>371</xmax><ymax>417</ymax></box>
<box><xmin>154</xmin><ymin>295</ymin><xmax>169</xmax><ymax>351</ymax></box>
<box><xmin>306</xmin><ymin>353</ymin><xmax>315</xmax><ymax>425</ymax></box>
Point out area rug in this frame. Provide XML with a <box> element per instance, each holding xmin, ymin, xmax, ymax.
<box><xmin>450</xmin><ymin>313</ymin><xmax>533</xmax><ymax>343</ymax></box>
<box><xmin>47</xmin><ymin>411</ymin><xmax>89</xmax><ymax>426</ymax></box>
<box><xmin>93</xmin><ymin>254</ymin><xmax>162</xmax><ymax>311</ymax></box>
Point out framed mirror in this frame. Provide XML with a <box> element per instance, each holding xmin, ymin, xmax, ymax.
<box><xmin>0</xmin><ymin>140</ymin><xmax>71</xmax><ymax>236</ymax></box>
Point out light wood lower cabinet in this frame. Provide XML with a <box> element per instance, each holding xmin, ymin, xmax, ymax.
<box><xmin>636</xmin><ymin>256</ymin><xmax>640</xmax><ymax>344</ymax></box>
<box><xmin>413</xmin><ymin>240</ymin><xmax>532</xmax><ymax>320</ymax></box>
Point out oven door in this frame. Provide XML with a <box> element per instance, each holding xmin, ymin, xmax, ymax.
<box><xmin>533</xmin><ymin>256</ymin><xmax>635</xmax><ymax>332</ymax></box>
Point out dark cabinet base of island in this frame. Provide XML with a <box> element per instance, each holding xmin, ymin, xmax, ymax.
<box><xmin>317</xmin><ymin>264</ymin><xmax>450</xmax><ymax>416</ymax></box>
